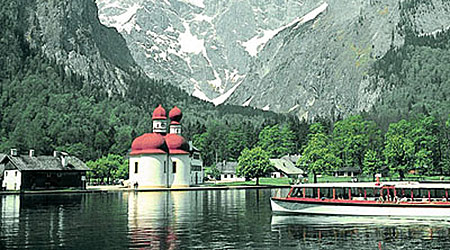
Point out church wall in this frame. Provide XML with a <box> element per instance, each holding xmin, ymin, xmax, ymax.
<box><xmin>129</xmin><ymin>154</ymin><xmax>167</xmax><ymax>188</ymax></box>
<box><xmin>169</xmin><ymin>155</ymin><xmax>190</xmax><ymax>188</ymax></box>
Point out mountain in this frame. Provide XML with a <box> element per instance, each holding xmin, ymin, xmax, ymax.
<box><xmin>97</xmin><ymin>0</ymin><xmax>450</xmax><ymax>120</ymax></box>
<box><xmin>0</xmin><ymin>0</ymin><xmax>284</xmax><ymax>160</ymax></box>
<box><xmin>96</xmin><ymin>0</ymin><xmax>322</xmax><ymax>104</ymax></box>
<box><xmin>2</xmin><ymin>0</ymin><xmax>142</xmax><ymax>95</ymax></box>
<box><xmin>227</xmin><ymin>0</ymin><xmax>450</xmax><ymax>120</ymax></box>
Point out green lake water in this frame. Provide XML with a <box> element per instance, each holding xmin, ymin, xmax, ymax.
<box><xmin>1</xmin><ymin>189</ymin><xmax>450</xmax><ymax>249</ymax></box>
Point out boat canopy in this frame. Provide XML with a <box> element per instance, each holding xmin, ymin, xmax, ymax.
<box><xmin>292</xmin><ymin>182</ymin><xmax>450</xmax><ymax>189</ymax></box>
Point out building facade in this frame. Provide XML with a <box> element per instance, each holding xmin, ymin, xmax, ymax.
<box><xmin>128</xmin><ymin>105</ymin><xmax>203</xmax><ymax>188</ymax></box>
<box><xmin>215</xmin><ymin>161</ymin><xmax>246</xmax><ymax>182</ymax></box>
<box><xmin>0</xmin><ymin>150</ymin><xmax>89</xmax><ymax>191</ymax></box>
<box><xmin>189</xmin><ymin>144</ymin><xmax>203</xmax><ymax>185</ymax></box>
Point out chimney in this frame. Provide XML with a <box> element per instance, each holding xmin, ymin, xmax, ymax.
<box><xmin>60</xmin><ymin>152</ymin><xmax>69</xmax><ymax>167</ymax></box>
<box><xmin>29</xmin><ymin>149</ymin><xmax>35</xmax><ymax>157</ymax></box>
<box><xmin>10</xmin><ymin>149</ymin><xmax>17</xmax><ymax>156</ymax></box>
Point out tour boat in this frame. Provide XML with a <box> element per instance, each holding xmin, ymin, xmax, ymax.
<box><xmin>271</xmin><ymin>181</ymin><xmax>450</xmax><ymax>217</ymax></box>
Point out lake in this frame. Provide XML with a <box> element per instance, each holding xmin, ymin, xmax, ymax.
<box><xmin>1</xmin><ymin>189</ymin><xmax>450</xmax><ymax>249</ymax></box>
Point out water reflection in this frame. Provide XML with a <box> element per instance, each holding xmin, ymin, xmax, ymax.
<box><xmin>1</xmin><ymin>189</ymin><xmax>450</xmax><ymax>249</ymax></box>
<box><xmin>126</xmin><ymin>189</ymin><xmax>275</xmax><ymax>249</ymax></box>
<box><xmin>0</xmin><ymin>193</ymin><xmax>128</xmax><ymax>249</ymax></box>
<box><xmin>271</xmin><ymin>214</ymin><xmax>450</xmax><ymax>249</ymax></box>
<box><xmin>0</xmin><ymin>195</ymin><xmax>20</xmax><ymax>249</ymax></box>
<box><xmin>128</xmin><ymin>192</ymin><xmax>175</xmax><ymax>249</ymax></box>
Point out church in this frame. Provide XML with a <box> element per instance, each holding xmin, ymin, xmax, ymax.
<box><xmin>128</xmin><ymin>105</ymin><xmax>202</xmax><ymax>188</ymax></box>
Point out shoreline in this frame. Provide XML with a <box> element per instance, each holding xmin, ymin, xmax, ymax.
<box><xmin>0</xmin><ymin>185</ymin><xmax>290</xmax><ymax>195</ymax></box>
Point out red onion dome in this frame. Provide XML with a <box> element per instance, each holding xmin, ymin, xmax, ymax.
<box><xmin>152</xmin><ymin>104</ymin><xmax>167</xmax><ymax>120</ymax></box>
<box><xmin>130</xmin><ymin>133</ymin><xmax>168</xmax><ymax>155</ymax></box>
<box><xmin>169</xmin><ymin>106</ymin><xmax>182</xmax><ymax>124</ymax></box>
<box><xmin>165</xmin><ymin>134</ymin><xmax>189</xmax><ymax>155</ymax></box>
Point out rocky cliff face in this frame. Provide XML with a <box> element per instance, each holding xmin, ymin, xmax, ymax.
<box><xmin>97</xmin><ymin>0</ymin><xmax>450</xmax><ymax>120</ymax></box>
<box><xmin>17</xmin><ymin>0</ymin><xmax>139</xmax><ymax>95</ymax></box>
<box><xmin>97</xmin><ymin>0</ymin><xmax>323</xmax><ymax>104</ymax></box>
<box><xmin>227</xmin><ymin>0</ymin><xmax>450</xmax><ymax>120</ymax></box>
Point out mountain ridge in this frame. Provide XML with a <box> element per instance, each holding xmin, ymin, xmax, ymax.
<box><xmin>97</xmin><ymin>0</ymin><xmax>450</xmax><ymax>121</ymax></box>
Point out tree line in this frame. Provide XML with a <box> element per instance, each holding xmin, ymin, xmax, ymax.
<box><xmin>293</xmin><ymin>114</ymin><xmax>449</xmax><ymax>182</ymax></box>
<box><xmin>227</xmin><ymin>115</ymin><xmax>450</xmax><ymax>181</ymax></box>
<box><xmin>85</xmin><ymin>113</ymin><xmax>449</xmax><ymax>183</ymax></box>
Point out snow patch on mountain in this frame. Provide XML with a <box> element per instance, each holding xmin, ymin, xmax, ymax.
<box><xmin>288</xmin><ymin>104</ymin><xmax>300</xmax><ymax>112</ymax></box>
<box><xmin>97</xmin><ymin>0</ymin><xmax>329</xmax><ymax>104</ymax></box>
<box><xmin>179</xmin><ymin>23</ymin><xmax>204</xmax><ymax>54</ymax></box>
<box><xmin>192</xmin><ymin>81</ymin><xmax>212</xmax><ymax>102</ymax></box>
<box><xmin>97</xmin><ymin>1</ymin><xmax>140</xmax><ymax>34</ymax></box>
<box><xmin>212</xmin><ymin>80</ymin><xmax>244</xmax><ymax>106</ymax></box>
<box><xmin>242</xmin><ymin>96</ymin><xmax>254</xmax><ymax>107</ymax></box>
<box><xmin>182</xmin><ymin>0</ymin><xmax>205</xmax><ymax>8</ymax></box>
<box><xmin>242</xmin><ymin>2</ymin><xmax>328</xmax><ymax>57</ymax></box>
<box><xmin>296</xmin><ymin>2</ymin><xmax>328</xmax><ymax>27</ymax></box>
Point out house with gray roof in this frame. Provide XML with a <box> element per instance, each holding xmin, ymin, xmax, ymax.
<box><xmin>1</xmin><ymin>149</ymin><xmax>90</xmax><ymax>191</ymax></box>
<box><xmin>215</xmin><ymin>161</ymin><xmax>245</xmax><ymax>182</ymax></box>
<box><xmin>334</xmin><ymin>166</ymin><xmax>362</xmax><ymax>177</ymax></box>
<box><xmin>270</xmin><ymin>155</ymin><xmax>304</xmax><ymax>179</ymax></box>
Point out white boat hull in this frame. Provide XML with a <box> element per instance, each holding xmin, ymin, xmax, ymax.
<box><xmin>271</xmin><ymin>198</ymin><xmax>450</xmax><ymax>217</ymax></box>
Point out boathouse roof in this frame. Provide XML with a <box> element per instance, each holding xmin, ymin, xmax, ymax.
<box><xmin>0</xmin><ymin>153</ymin><xmax>89</xmax><ymax>172</ymax></box>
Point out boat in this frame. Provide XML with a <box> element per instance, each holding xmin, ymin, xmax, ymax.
<box><xmin>271</xmin><ymin>181</ymin><xmax>450</xmax><ymax>217</ymax></box>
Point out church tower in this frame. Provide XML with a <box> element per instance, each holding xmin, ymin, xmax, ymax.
<box><xmin>152</xmin><ymin>104</ymin><xmax>167</xmax><ymax>134</ymax></box>
<box><xmin>128</xmin><ymin>105</ymin><xmax>169</xmax><ymax>188</ymax></box>
<box><xmin>168</xmin><ymin>106</ymin><xmax>182</xmax><ymax>134</ymax></box>
<box><xmin>166</xmin><ymin>106</ymin><xmax>190</xmax><ymax>187</ymax></box>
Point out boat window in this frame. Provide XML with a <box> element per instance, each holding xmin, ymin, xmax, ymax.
<box><xmin>426</xmin><ymin>188</ymin><xmax>445</xmax><ymax>200</ymax></box>
<box><xmin>366</xmin><ymin>188</ymin><xmax>377</xmax><ymax>198</ymax></box>
<box><xmin>335</xmin><ymin>188</ymin><xmax>345</xmax><ymax>199</ymax></box>
<box><xmin>399</xmin><ymin>189</ymin><xmax>410</xmax><ymax>200</ymax></box>
<box><xmin>433</xmin><ymin>189</ymin><xmax>445</xmax><ymax>199</ymax></box>
<box><xmin>321</xmin><ymin>188</ymin><xmax>331</xmax><ymax>199</ymax></box>
<box><xmin>411</xmin><ymin>189</ymin><xmax>421</xmax><ymax>201</ymax></box>
<box><xmin>419</xmin><ymin>189</ymin><xmax>428</xmax><ymax>200</ymax></box>
<box><xmin>357</xmin><ymin>188</ymin><xmax>364</xmax><ymax>198</ymax></box>
<box><xmin>304</xmin><ymin>188</ymin><xmax>316</xmax><ymax>198</ymax></box>
<box><xmin>291</xmin><ymin>188</ymin><xmax>303</xmax><ymax>197</ymax></box>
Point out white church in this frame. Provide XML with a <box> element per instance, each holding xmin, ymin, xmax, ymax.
<box><xmin>128</xmin><ymin>105</ymin><xmax>203</xmax><ymax>188</ymax></box>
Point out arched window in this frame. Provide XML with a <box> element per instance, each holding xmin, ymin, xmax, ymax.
<box><xmin>172</xmin><ymin>162</ymin><xmax>177</xmax><ymax>173</ymax></box>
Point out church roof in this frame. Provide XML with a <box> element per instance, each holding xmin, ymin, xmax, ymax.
<box><xmin>131</xmin><ymin>133</ymin><xmax>168</xmax><ymax>155</ymax></box>
<box><xmin>152</xmin><ymin>104</ymin><xmax>167</xmax><ymax>120</ymax></box>
<box><xmin>169</xmin><ymin>106</ymin><xmax>182</xmax><ymax>123</ymax></box>
<box><xmin>165</xmin><ymin>134</ymin><xmax>189</xmax><ymax>155</ymax></box>
<box><xmin>130</xmin><ymin>105</ymin><xmax>191</xmax><ymax>156</ymax></box>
